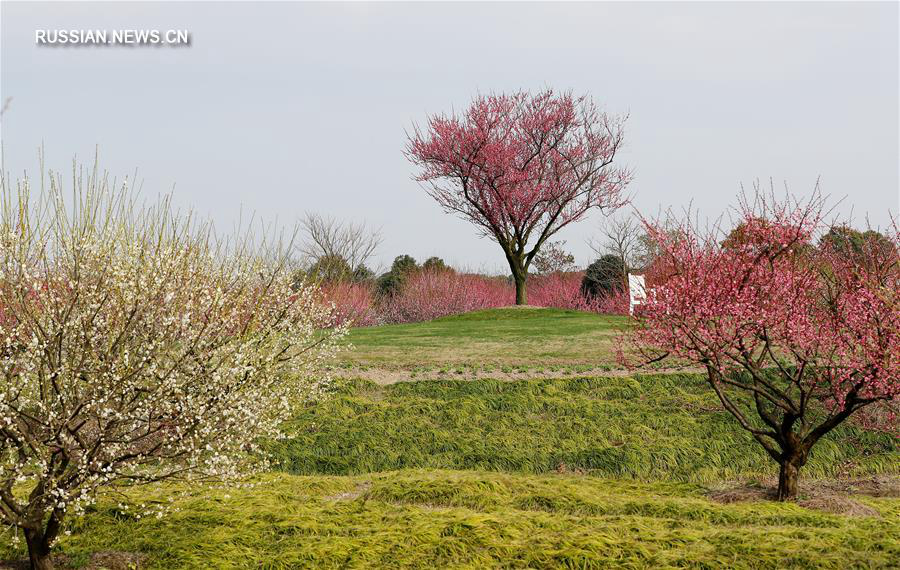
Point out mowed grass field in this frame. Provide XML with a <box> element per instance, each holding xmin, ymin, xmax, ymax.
<box><xmin>2</xmin><ymin>308</ymin><xmax>898</xmax><ymax>568</ymax></box>
<box><xmin>339</xmin><ymin>308</ymin><xmax>629</xmax><ymax>368</ymax></box>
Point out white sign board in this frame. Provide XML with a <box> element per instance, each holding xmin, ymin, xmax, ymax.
<box><xmin>628</xmin><ymin>273</ymin><xmax>646</xmax><ymax>316</ymax></box>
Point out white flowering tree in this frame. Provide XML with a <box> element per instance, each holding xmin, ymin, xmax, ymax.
<box><xmin>0</xmin><ymin>162</ymin><xmax>345</xmax><ymax>569</ymax></box>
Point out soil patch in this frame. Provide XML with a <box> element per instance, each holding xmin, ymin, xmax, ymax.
<box><xmin>324</xmin><ymin>481</ymin><xmax>372</xmax><ymax>502</ymax></box>
<box><xmin>707</xmin><ymin>475</ymin><xmax>898</xmax><ymax>517</ymax></box>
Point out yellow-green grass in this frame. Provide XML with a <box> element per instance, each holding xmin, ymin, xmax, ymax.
<box><xmin>339</xmin><ymin>308</ymin><xmax>631</xmax><ymax>368</ymax></box>
<box><xmin>2</xmin><ymin>470</ymin><xmax>898</xmax><ymax>569</ymax></box>
<box><xmin>270</xmin><ymin>375</ymin><xmax>897</xmax><ymax>483</ymax></box>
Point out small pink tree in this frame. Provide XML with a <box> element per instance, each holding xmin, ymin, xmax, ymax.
<box><xmin>629</xmin><ymin>193</ymin><xmax>898</xmax><ymax>500</ymax></box>
<box><xmin>407</xmin><ymin>90</ymin><xmax>631</xmax><ymax>304</ymax></box>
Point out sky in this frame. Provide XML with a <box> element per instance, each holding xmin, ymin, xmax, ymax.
<box><xmin>1</xmin><ymin>1</ymin><xmax>898</xmax><ymax>273</ymax></box>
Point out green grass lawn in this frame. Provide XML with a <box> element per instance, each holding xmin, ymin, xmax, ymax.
<box><xmin>4</xmin><ymin>308</ymin><xmax>898</xmax><ymax>568</ymax></box>
<box><xmin>340</xmin><ymin>308</ymin><xmax>630</xmax><ymax>368</ymax></box>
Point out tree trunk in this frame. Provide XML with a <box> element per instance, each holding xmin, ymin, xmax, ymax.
<box><xmin>24</xmin><ymin>527</ymin><xmax>54</xmax><ymax>570</ymax></box>
<box><xmin>776</xmin><ymin>460</ymin><xmax>800</xmax><ymax>501</ymax></box>
<box><xmin>503</xmin><ymin>251</ymin><xmax>528</xmax><ymax>305</ymax></box>
<box><xmin>514</xmin><ymin>274</ymin><xmax>527</xmax><ymax>305</ymax></box>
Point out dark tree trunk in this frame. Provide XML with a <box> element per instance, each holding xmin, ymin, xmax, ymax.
<box><xmin>776</xmin><ymin>460</ymin><xmax>800</xmax><ymax>501</ymax></box>
<box><xmin>514</xmin><ymin>275</ymin><xmax>527</xmax><ymax>305</ymax></box>
<box><xmin>24</xmin><ymin>527</ymin><xmax>54</xmax><ymax>570</ymax></box>
<box><xmin>504</xmin><ymin>252</ymin><xmax>528</xmax><ymax>306</ymax></box>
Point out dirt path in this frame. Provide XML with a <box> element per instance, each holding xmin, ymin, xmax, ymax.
<box><xmin>336</xmin><ymin>366</ymin><xmax>702</xmax><ymax>385</ymax></box>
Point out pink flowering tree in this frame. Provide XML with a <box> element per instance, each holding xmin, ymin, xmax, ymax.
<box><xmin>406</xmin><ymin>90</ymin><xmax>631</xmax><ymax>304</ymax></box>
<box><xmin>629</xmin><ymin>192</ymin><xmax>898</xmax><ymax>500</ymax></box>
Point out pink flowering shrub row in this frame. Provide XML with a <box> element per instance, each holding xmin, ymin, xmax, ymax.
<box><xmin>379</xmin><ymin>270</ymin><xmax>513</xmax><ymax>324</ymax></box>
<box><xmin>319</xmin><ymin>269</ymin><xmax>628</xmax><ymax>327</ymax></box>
<box><xmin>527</xmin><ymin>271</ymin><xmax>630</xmax><ymax>314</ymax></box>
<box><xmin>527</xmin><ymin>271</ymin><xmax>585</xmax><ymax>310</ymax></box>
<box><xmin>319</xmin><ymin>281</ymin><xmax>380</xmax><ymax>327</ymax></box>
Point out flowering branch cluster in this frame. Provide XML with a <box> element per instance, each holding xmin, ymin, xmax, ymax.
<box><xmin>0</xmin><ymin>164</ymin><xmax>345</xmax><ymax>566</ymax></box>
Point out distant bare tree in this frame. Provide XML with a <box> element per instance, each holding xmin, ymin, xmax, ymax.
<box><xmin>532</xmin><ymin>240</ymin><xmax>576</xmax><ymax>274</ymax></box>
<box><xmin>589</xmin><ymin>213</ymin><xmax>648</xmax><ymax>289</ymax></box>
<box><xmin>298</xmin><ymin>213</ymin><xmax>383</xmax><ymax>279</ymax></box>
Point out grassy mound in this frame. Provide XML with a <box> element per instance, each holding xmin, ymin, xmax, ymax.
<box><xmin>270</xmin><ymin>375</ymin><xmax>897</xmax><ymax>482</ymax></box>
<box><xmin>341</xmin><ymin>308</ymin><xmax>629</xmax><ymax>368</ymax></box>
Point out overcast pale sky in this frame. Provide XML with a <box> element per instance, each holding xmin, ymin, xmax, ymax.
<box><xmin>1</xmin><ymin>1</ymin><xmax>898</xmax><ymax>273</ymax></box>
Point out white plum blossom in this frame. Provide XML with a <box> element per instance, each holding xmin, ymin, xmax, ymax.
<box><xmin>0</xmin><ymin>162</ymin><xmax>345</xmax><ymax>569</ymax></box>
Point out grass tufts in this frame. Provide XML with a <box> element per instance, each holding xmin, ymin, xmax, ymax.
<box><xmin>2</xmin><ymin>471</ymin><xmax>897</xmax><ymax>569</ymax></box>
<box><xmin>269</xmin><ymin>374</ymin><xmax>897</xmax><ymax>483</ymax></box>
